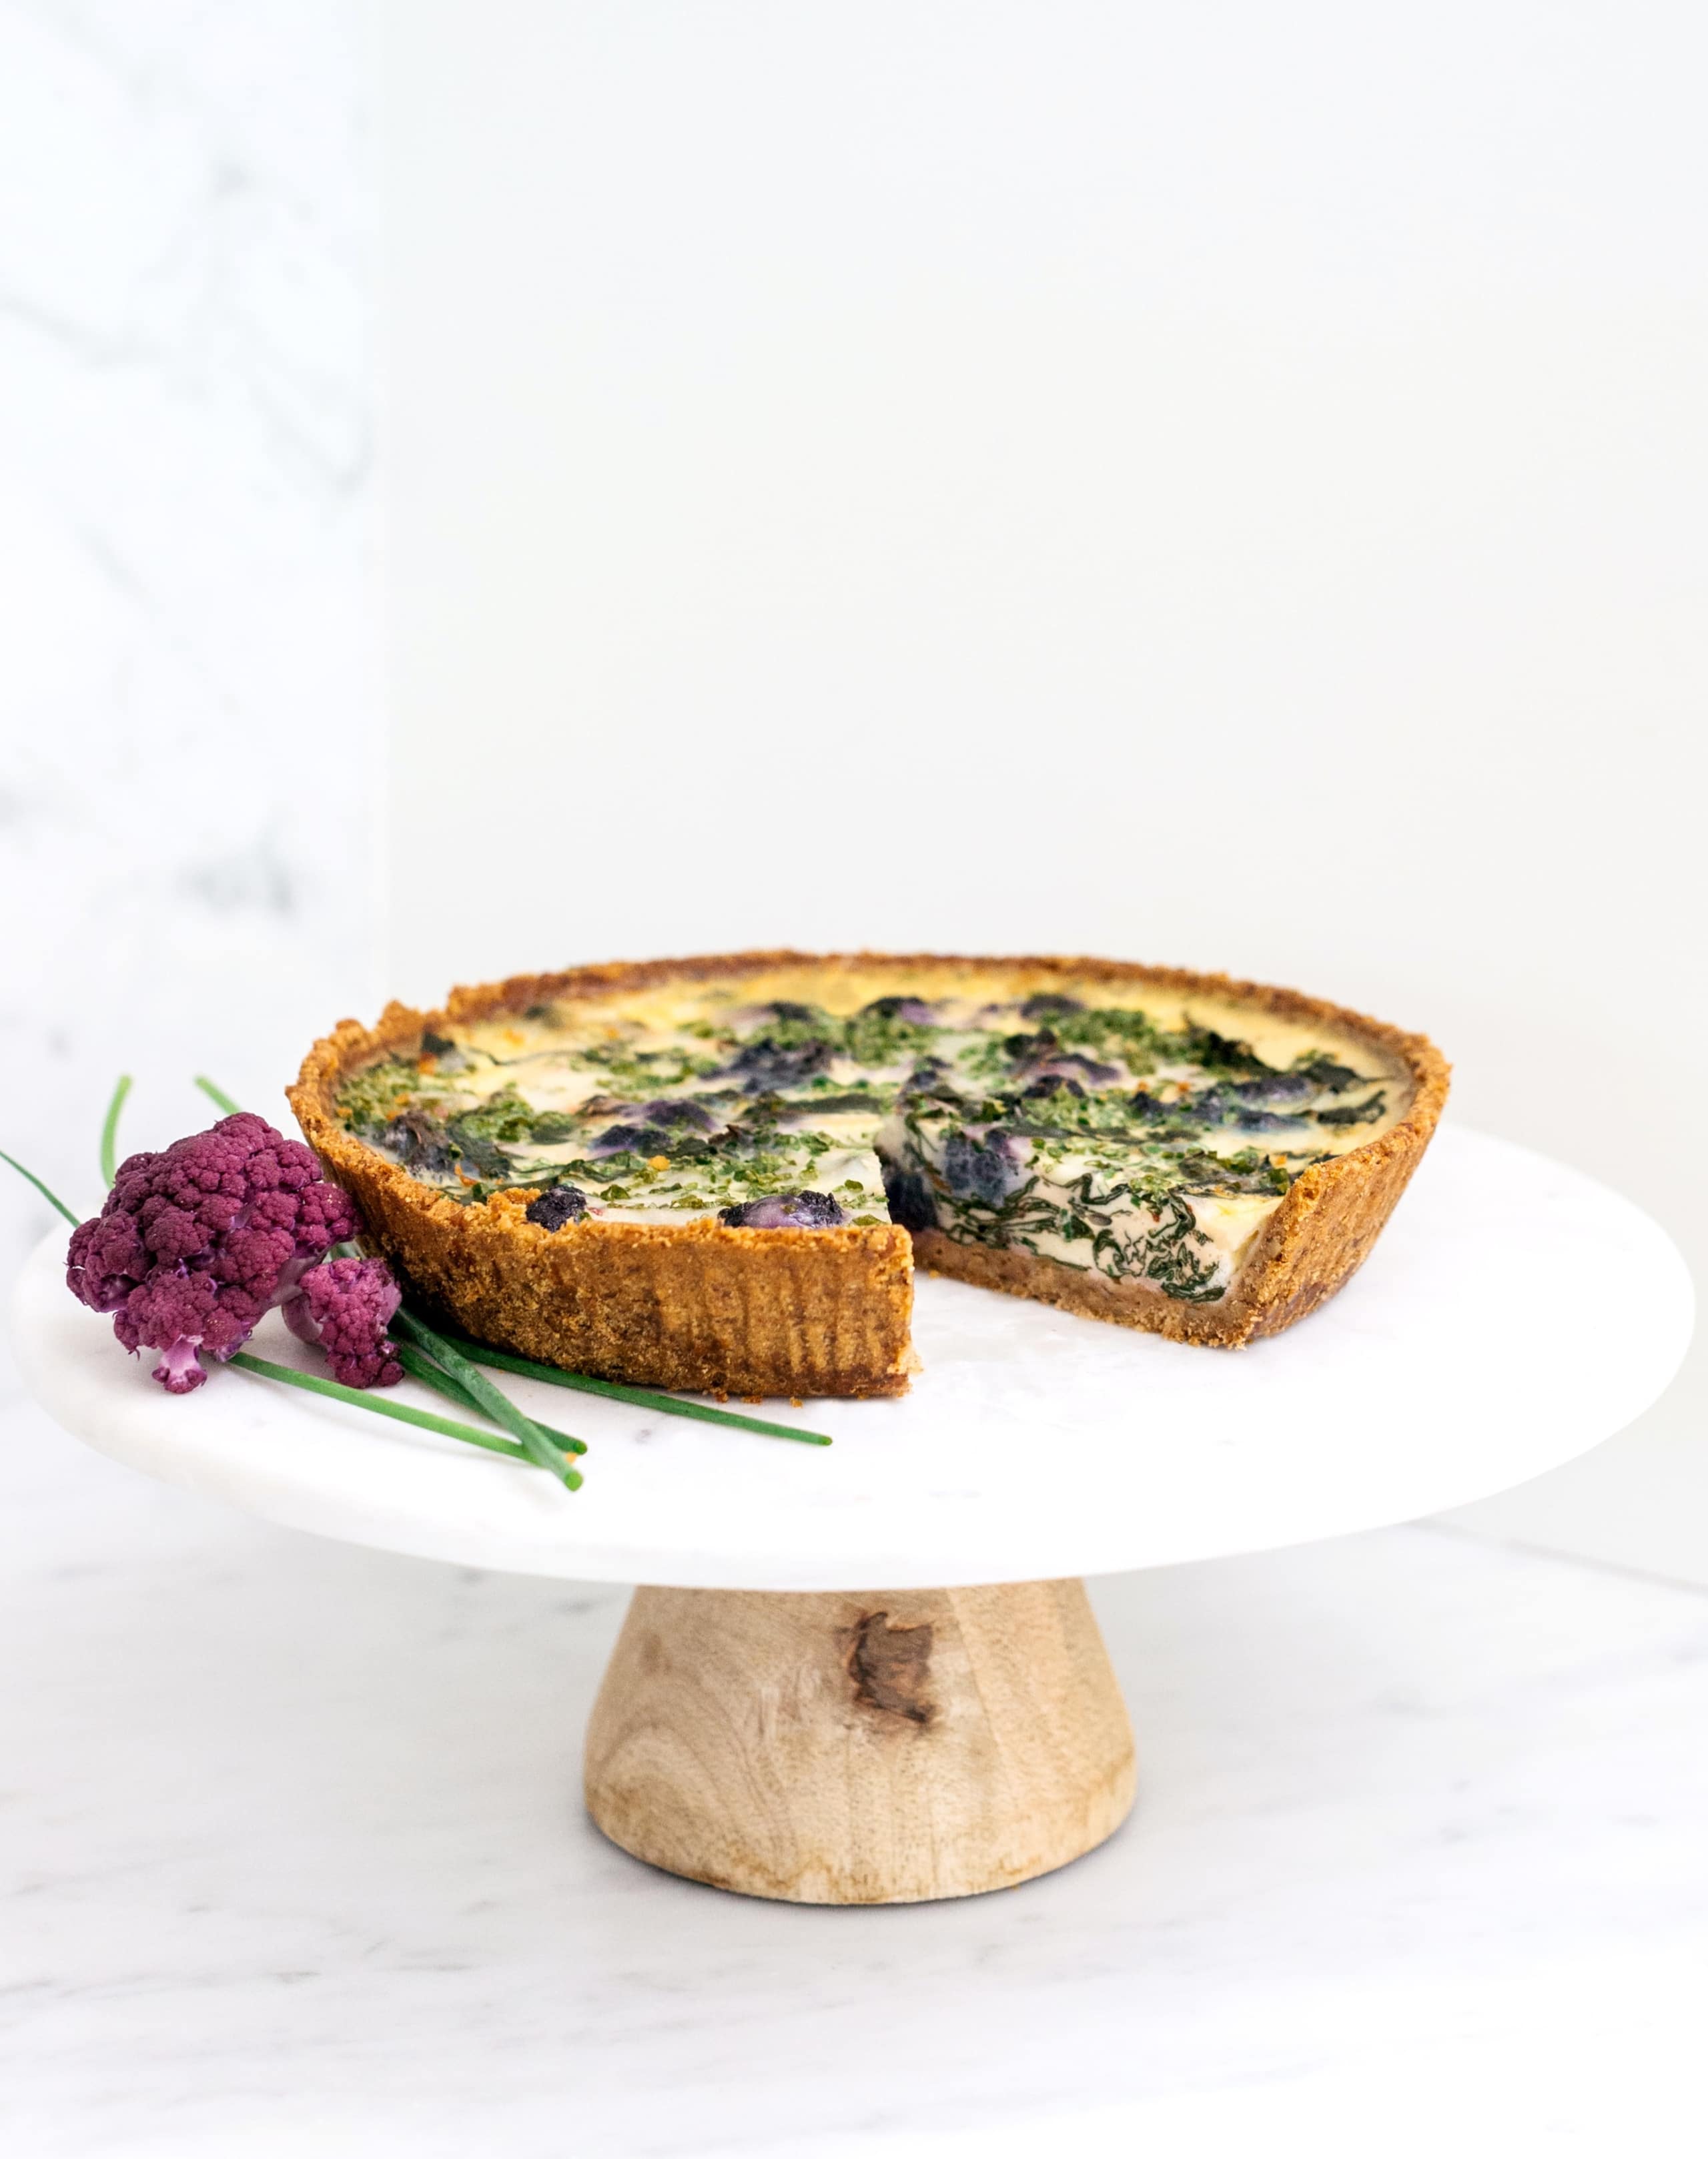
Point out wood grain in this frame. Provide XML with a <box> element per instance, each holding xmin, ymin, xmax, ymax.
<box><xmin>583</xmin><ymin>1579</ymin><xmax>1136</xmax><ymax>1903</ymax></box>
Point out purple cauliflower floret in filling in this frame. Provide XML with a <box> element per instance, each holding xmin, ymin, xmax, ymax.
<box><xmin>725</xmin><ymin>1038</ymin><xmax>834</xmax><ymax>1092</ymax></box>
<box><xmin>65</xmin><ymin>1113</ymin><xmax>367</xmax><ymax>1394</ymax></box>
<box><xmin>719</xmin><ymin>1190</ymin><xmax>847</xmax><ymax>1229</ymax></box>
<box><xmin>282</xmin><ymin>1256</ymin><xmax>403</xmax><ymax>1388</ymax></box>
<box><xmin>859</xmin><ymin>995</ymin><xmax>937</xmax><ymax>1026</ymax></box>
<box><xmin>942</xmin><ymin>1128</ymin><xmax>1027</xmax><ymax>1207</ymax></box>
<box><xmin>526</xmin><ymin>1185</ymin><xmax>588</xmax><ymax>1231</ymax></box>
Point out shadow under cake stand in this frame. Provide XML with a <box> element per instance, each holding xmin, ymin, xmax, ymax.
<box><xmin>13</xmin><ymin>1128</ymin><xmax>1693</xmax><ymax>1904</ymax></box>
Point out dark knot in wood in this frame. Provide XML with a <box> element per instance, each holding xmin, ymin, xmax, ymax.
<box><xmin>845</xmin><ymin>1611</ymin><xmax>935</xmax><ymax>1726</ymax></box>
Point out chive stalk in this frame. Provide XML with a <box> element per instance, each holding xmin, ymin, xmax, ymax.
<box><xmin>194</xmin><ymin>1075</ymin><xmax>243</xmax><ymax>1116</ymax></box>
<box><xmin>395</xmin><ymin>1340</ymin><xmax>586</xmax><ymax>1454</ymax></box>
<box><xmin>435</xmin><ymin>1331</ymin><xmax>833</xmax><ymax>1446</ymax></box>
<box><xmin>1</xmin><ymin>1151</ymin><xmax>81</xmax><ymax>1227</ymax></box>
<box><xmin>230</xmin><ymin>1350</ymin><xmax>581</xmax><ymax>1482</ymax></box>
<box><xmin>99</xmin><ymin>1075</ymin><xmax>133</xmax><ymax>1188</ymax></box>
<box><xmin>390</xmin><ymin>1308</ymin><xmax>580</xmax><ymax>1486</ymax></box>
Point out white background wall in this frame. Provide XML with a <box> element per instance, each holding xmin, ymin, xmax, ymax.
<box><xmin>378</xmin><ymin>0</ymin><xmax>1704</xmax><ymax>1580</ymax></box>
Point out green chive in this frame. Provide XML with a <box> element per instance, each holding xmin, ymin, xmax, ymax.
<box><xmin>395</xmin><ymin>1340</ymin><xmax>586</xmax><ymax>1454</ymax></box>
<box><xmin>229</xmin><ymin>1351</ymin><xmax>582</xmax><ymax>1485</ymax></box>
<box><xmin>1</xmin><ymin>1150</ymin><xmax>81</xmax><ymax>1228</ymax></box>
<box><xmin>194</xmin><ymin>1075</ymin><xmax>243</xmax><ymax>1117</ymax></box>
<box><xmin>432</xmin><ymin>1329</ymin><xmax>833</xmax><ymax>1446</ymax></box>
<box><xmin>99</xmin><ymin>1075</ymin><xmax>133</xmax><ymax>1188</ymax></box>
<box><xmin>390</xmin><ymin>1308</ymin><xmax>580</xmax><ymax>1487</ymax></box>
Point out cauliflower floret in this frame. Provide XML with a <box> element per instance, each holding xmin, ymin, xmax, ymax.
<box><xmin>282</xmin><ymin>1256</ymin><xmax>403</xmax><ymax>1389</ymax></box>
<box><xmin>65</xmin><ymin>1114</ymin><xmax>396</xmax><ymax>1394</ymax></box>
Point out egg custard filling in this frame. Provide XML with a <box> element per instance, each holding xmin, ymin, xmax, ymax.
<box><xmin>332</xmin><ymin>969</ymin><xmax>1412</xmax><ymax>1307</ymax></box>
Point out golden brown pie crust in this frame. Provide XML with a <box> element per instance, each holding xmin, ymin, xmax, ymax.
<box><xmin>288</xmin><ymin>950</ymin><xmax>1449</xmax><ymax>1394</ymax></box>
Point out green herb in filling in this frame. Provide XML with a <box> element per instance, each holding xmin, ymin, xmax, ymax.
<box><xmin>332</xmin><ymin>984</ymin><xmax>1394</xmax><ymax>1304</ymax></box>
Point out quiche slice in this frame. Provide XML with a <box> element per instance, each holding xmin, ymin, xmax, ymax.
<box><xmin>289</xmin><ymin>951</ymin><xmax>1448</xmax><ymax>1399</ymax></box>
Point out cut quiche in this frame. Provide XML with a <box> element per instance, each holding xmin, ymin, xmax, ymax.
<box><xmin>289</xmin><ymin>952</ymin><xmax>1449</xmax><ymax>1399</ymax></box>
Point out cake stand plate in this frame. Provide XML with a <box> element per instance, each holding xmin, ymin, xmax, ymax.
<box><xmin>13</xmin><ymin>1126</ymin><xmax>1692</xmax><ymax>1903</ymax></box>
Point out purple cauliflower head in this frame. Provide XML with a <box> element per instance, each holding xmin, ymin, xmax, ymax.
<box><xmin>282</xmin><ymin>1256</ymin><xmax>403</xmax><ymax>1389</ymax></box>
<box><xmin>66</xmin><ymin>1113</ymin><xmax>366</xmax><ymax>1394</ymax></box>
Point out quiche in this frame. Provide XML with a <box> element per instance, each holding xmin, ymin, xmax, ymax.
<box><xmin>289</xmin><ymin>952</ymin><xmax>1448</xmax><ymax>1399</ymax></box>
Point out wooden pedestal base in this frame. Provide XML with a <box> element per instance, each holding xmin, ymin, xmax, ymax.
<box><xmin>583</xmin><ymin>1579</ymin><xmax>1136</xmax><ymax>1904</ymax></box>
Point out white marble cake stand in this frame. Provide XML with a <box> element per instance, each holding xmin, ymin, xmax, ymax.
<box><xmin>13</xmin><ymin>1126</ymin><xmax>1693</xmax><ymax>1904</ymax></box>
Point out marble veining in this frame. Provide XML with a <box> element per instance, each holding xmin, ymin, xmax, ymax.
<box><xmin>0</xmin><ymin>0</ymin><xmax>376</xmax><ymax>1288</ymax></box>
<box><xmin>3</xmin><ymin>1392</ymin><xmax>1705</xmax><ymax>2156</ymax></box>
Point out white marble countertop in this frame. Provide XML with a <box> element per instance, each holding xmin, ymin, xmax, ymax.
<box><xmin>5</xmin><ymin>1376</ymin><xmax>1705</xmax><ymax>2158</ymax></box>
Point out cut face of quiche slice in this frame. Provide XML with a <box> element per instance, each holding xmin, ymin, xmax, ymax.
<box><xmin>288</xmin><ymin>952</ymin><xmax>1448</xmax><ymax>1398</ymax></box>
